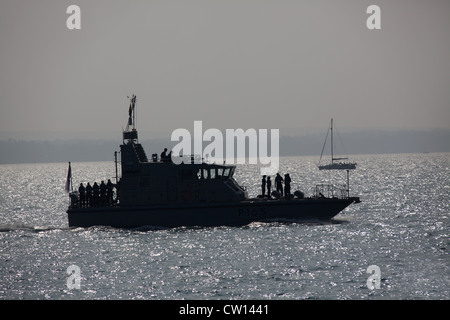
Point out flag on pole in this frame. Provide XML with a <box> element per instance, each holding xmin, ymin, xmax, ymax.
<box><xmin>65</xmin><ymin>162</ymin><xmax>72</xmax><ymax>193</ymax></box>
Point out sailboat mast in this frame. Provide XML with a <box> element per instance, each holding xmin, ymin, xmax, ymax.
<box><xmin>133</xmin><ymin>95</ymin><xmax>136</xmax><ymax>131</ymax></box>
<box><xmin>330</xmin><ymin>118</ymin><xmax>334</xmax><ymax>164</ymax></box>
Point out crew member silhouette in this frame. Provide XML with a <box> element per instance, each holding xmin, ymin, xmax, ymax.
<box><xmin>284</xmin><ymin>174</ymin><xmax>291</xmax><ymax>199</ymax></box>
<box><xmin>275</xmin><ymin>173</ymin><xmax>284</xmax><ymax>196</ymax></box>
<box><xmin>93</xmin><ymin>182</ymin><xmax>99</xmax><ymax>207</ymax></box>
<box><xmin>106</xmin><ymin>179</ymin><xmax>114</xmax><ymax>205</ymax></box>
<box><xmin>161</xmin><ymin>148</ymin><xmax>168</xmax><ymax>162</ymax></box>
<box><xmin>100</xmin><ymin>181</ymin><xmax>107</xmax><ymax>206</ymax></box>
<box><xmin>78</xmin><ymin>183</ymin><xmax>86</xmax><ymax>208</ymax></box>
<box><xmin>261</xmin><ymin>175</ymin><xmax>267</xmax><ymax>198</ymax></box>
<box><xmin>267</xmin><ymin>176</ymin><xmax>272</xmax><ymax>198</ymax></box>
<box><xmin>86</xmin><ymin>182</ymin><xmax>93</xmax><ymax>207</ymax></box>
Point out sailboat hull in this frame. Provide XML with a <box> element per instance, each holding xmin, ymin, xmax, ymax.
<box><xmin>318</xmin><ymin>163</ymin><xmax>357</xmax><ymax>170</ymax></box>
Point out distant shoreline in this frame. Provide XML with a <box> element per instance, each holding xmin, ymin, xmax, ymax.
<box><xmin>1</xmin><ymin>129</ymin><xmax>449</xmax><ymax>165</ymax></box>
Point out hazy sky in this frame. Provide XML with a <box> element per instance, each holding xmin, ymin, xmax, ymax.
<box><xmin>1</xmin><ymin>0</ymin><xmax>449</xmax><ymax>141</ymax></box>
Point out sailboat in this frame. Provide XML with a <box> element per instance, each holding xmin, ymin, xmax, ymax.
<box><xmin>318</xmin><ymin>119</ymin><xmax>357</xmax><ymax>170</ymax></box>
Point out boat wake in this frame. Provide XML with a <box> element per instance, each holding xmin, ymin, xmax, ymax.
<box><xmin>0</xmin><ymin>223</ymin><xmax>68</xmax><ymax>233</ymax></box>
<box><xmin>246</xmin><ymin>217</ymin><xmax>349</xmax><ymax>228</ymax></box>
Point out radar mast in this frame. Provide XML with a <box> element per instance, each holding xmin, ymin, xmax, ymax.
<box><xmin>123</xmin><ymin>94</ymin><xmax>138</xmax><ymax>144</ymax></box>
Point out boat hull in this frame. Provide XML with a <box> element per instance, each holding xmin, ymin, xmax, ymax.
<box><xmin>318</xmin><ymin>163</ymin><xmax>357</xmax><ymax>170</ymax></box>
<box><xmin>67</xmin><ymin>198</ymin><xmax>358</xmax><ymax>228</ymax></box>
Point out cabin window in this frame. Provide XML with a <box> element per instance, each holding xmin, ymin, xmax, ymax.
<box><xmin>195</xmin><ymin>167</ymin><xmax>233</xmax><ymax>179</ymax></box>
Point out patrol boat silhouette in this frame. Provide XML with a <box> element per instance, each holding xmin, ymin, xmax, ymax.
<box><xmin>66</xmin><ymin>96</ymin><xmax>360</xmax><ymax>228</ymax></box>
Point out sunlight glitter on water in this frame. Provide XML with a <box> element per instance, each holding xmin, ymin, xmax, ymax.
<box><xmin>0</xmin><ymin>153</ymin><xmax>449</xmax><ymax>299</ymax></box>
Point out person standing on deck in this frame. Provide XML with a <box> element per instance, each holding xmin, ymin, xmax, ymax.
<box><xmin>275</xmin><ymin>173</ymin><xmax>284</xmax><ymax>197</ymax></box>
<box><xmin>78</xmin><ymin>183</ymin><xmax>86</xmax><ymax>208</ymax></box>
<box><xmin>267</xmin><ymin>176</ymin><xmax>272</xmax><ymax>199</ymax></box>
<box><xmin>85</xmin><ymin>182</ymin><xmax>93</xmax><ymax>207</ymax></box>
<box><xmin>284</xmin><ymin>174</ymin><xmax>291</xmax><ymax>200</ymax></box>
<box><xmin>261</xmin><ymin>175</ymin><xmax>267</xmax><ymax>198</ymax></box>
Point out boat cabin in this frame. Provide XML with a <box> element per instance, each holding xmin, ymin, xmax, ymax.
<box><xmin>118</xmin><ymin>131</ymin><xmax>248</xmax><ymax>206</ymax></box>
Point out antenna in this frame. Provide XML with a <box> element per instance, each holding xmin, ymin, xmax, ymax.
<box><xmin>126</xmin><ymin>94</ymin><xmax>137</xmax><ymax>130</ymax></box>
<box><xmin>123</xmin><ymin>94</ymin><xmax>138</xmax><ymax>143</ymax></box>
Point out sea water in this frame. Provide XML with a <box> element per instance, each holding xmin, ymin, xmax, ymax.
<box><xmin>0</xmin><ymin>153</ymin><xmax>448</xmax><ymax>300</ymax></box>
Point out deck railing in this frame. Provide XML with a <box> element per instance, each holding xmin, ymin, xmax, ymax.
<box><xmin>313</xmin><ymin>184</ymin><xmax>349</xmax><ymax>199</ymax></box>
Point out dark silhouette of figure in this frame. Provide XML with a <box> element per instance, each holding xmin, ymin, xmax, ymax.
<box><xmin>100</xmin><ymin>181</ymin><xmax>107</xmax><ymax>206</ymax></box>
<box><xmin>275</xmin><ymin>173</ymin><xmax>284</xmax><ymax>196</ymax></box>
<box><xmin>78</xmin><ymin>183</ymin><xmax>86</xmax><ymax>208</ymax></box>
<box><xmin>106</xmin><ymin>179</ymin><xmax>114</xmax><ymax>205</ymax></box>
<box><xmin>284</xmin><ymin>174</ymin><xmax>291</xmax><ymax>200</ymax></box>
<box><xmin>261</xmin><ymin>175</ymin><xmax>267</xmax><ymax>198</ymax></box>
<box><xmin>161</xmin><ymin>148</ymin><xmax>168</xmax><ymax>162</ymax></box>
<box><xmin>93</xmin><ymin>182</ymin><xmax>100</xmax><ymax>207</ymax></box>
<box><xmin>267</xmin><ymin>176</ymin><xmax>272</xmax><ymax>198</ymax></box>
<box><xmin>85</xmin><ymin>182</ymin><xmax>93</xmax><ymax>207</ymax></box>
